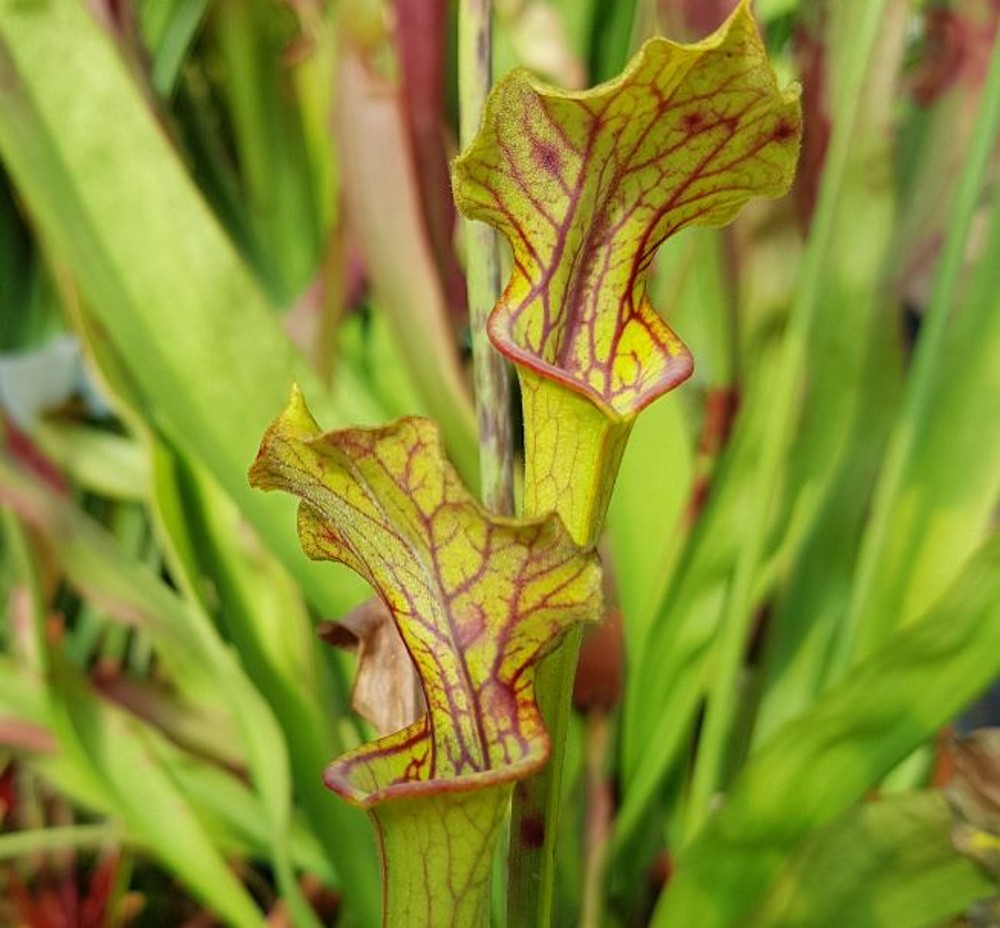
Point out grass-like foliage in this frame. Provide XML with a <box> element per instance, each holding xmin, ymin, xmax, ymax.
<box><xmin>0</xmin><ymin>0</ymin><xmax>998</xmax><ymax>925</ymax></box>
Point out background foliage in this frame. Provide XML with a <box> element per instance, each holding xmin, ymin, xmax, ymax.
<box><xmin>0</xmin><ymin>0</ymin><xmax>998</xmax><ymax>925</ymax></box>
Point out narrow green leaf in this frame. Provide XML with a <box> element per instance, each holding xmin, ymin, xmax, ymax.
<box><xmin>31</xmin><ymin>420</ymin><xmax>148</xmax><ymax>502</ymax></box>
<box><xmin>140</xmin><ymin>0</ymin><xmax>211</xmax><ymax>97</ymax></box>
<box><xmin>652</xmin><ymin>531</ymin><xmax>1000</xmax><ymax>927</ymax></box>
<box><xmin>679</xmin><ymin>0</ymin><xmax>900</xmax><ymax>841</ymax></box>
<box><xmin>745</xmin><ymin>791</ymin><xmax>994</xmax><ymax>928</ymax></box>
<box><xmin>0</xmin><ymin>0</ymin><xmax>382</xmax><ymax>620</ymax></box>
<box><xmin>209</xmin><ymin>0</ymin><xmax>324</xmax><ymax>305</ymax></box>
<box><xmin>586</xmin><ymin>0</ymin><xmax>641</xmax><ymax>84</ymax></box>
<box><xmin>1</xmin><ymin>508</ymin><xmax>47</xmax><ymax>673</ymax></box>
<box><xmin>837</xmin><ymin>30</ymin><xmax>1000</xmax><ymax>665</ymax></box>
<box><xmin>753</xmin><ymin>0</ymin><xmax>907</xmax><ymax>732</ymax></box>
<box><xmin>166</xmin><ymin>754</ymin><xmax>338</xmax><ymax>885</ymax></box>
<box><xmin>0</xmin><ymin>648</ymin><xmax>334</xmax><ymax>890</ymax></box>
<box><xmin>0</xmin><ymin>656</ymin><xmax>114</xmax><ymax>817</ymax></box>
<box><xmin>615</xmin><ymin>0</ymin><xmax>889</xmax><ymax>865</ymax></box>
<box><xmin>48</xmin><ymin>668</ymin><xmax>263</xmax><ymax>928</ymax></box>
<box><xmin>175</xmin><ymin>452</ymin><xmax>381</xmax><ymax>917</ymax></box>
<box><xmin>0</xmin><ymin>824</ymin><xmax>121</xmax><ymax>861</ymax></box>
<box><xmin>0</xmin><ymin>452</ymin><xmax>328</xmax><ymax>927</ymax></box>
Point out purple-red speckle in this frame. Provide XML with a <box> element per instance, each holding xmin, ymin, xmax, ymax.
<box><xmin>533</xmin><ymin>141</ymin><xmax>563</xmax><ymax>176</ymax></box>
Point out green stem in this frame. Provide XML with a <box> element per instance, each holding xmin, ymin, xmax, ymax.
<box><xmin>507</xmin><ymin>371</ymin><xmax>631</xmax><ymax>927</ymax></box>
<box><xmin>579</xmin><ymin>712</ymin><xmax>614</xmax><ymax>928</ymax></box>
<box><xmin>507</xmin><ymin>632</ymin><xmax>582</xmax><ymax>926</ymax></box>
<box><xmin>458</xmin><ymin>0</ymin><xmax>514</xmax><ymax>515</ymax></box>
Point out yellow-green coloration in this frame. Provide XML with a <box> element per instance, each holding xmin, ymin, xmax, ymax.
<box><xmin>453</xmin><ymin>0</ymin><xmax>800</xmax><ymax>422</ymax></box>
<box><xmin>249</xmin><ymin>387</ymin><xmax>603</xmax><ymax>927</ymax></box>
<box><xmin>454</xmin><ymin>6</ymin><xmax>801</xmax><ymax>925</ymax></box>
<box><xmin>520</xmin><ymin>369</ymin><xmax>632</xmax><ymax>547</ymax></box>
<box><xmin>366</xmin><ymin>788</ymin><xmax>509</xmax><ymax>926</ymax></box>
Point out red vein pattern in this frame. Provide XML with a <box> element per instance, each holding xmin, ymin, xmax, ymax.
<box><xmin>248</xmin><ymin>387</ymin><xmax>602</xmax><ymax>807</ymax></box>
<box><xmin>453</xmin><ymin>0</ymin><xmax>801</xmax><ymax>418</ymax></box>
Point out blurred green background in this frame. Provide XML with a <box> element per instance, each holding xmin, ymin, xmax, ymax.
<box><xmin>0</xmin><ymin>0</ymin><xmax>998</xmax><ymax>925</ymax></box>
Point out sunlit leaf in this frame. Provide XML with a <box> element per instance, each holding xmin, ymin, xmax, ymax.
<box><xmin>0</xmin><ymin>0</ymin><xmax>382</xmax><ymax>622</ymax></box>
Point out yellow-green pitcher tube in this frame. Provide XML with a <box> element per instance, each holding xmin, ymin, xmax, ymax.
<box><xmin>507</xmin><ymin>369</ymin><xmax>633</xmax><ymax>928</ymax></box>
<box><xmin>371</xmin><ymin>787</ymin><xmax>511</xmax><ymax>928</ymax></box>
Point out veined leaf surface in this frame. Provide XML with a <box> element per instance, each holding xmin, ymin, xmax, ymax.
<box><xmin>249</xmin><ymin>388</ymin><xmax>602</xmax><ymax>924</ymax></box>
<box><xmin>453</xmin><ymin>0</ymin><xmax>800</xmax><ymax>419</ymax></box>
<box><xmin>250</xmin><ymin>388</ymin><xmax>602</xmax><ymax>796</ymax></box>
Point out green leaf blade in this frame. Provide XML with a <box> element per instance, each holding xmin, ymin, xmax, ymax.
<box><xmin>746</xmin><ymin>791</ymin><xmax>994</xmax><ymax>928</ymax></box>
<box><xmin>652</xmin><ymin>531</ymin><xmax>1000</xmax><ymax>927</ymax></box>
<box><xmin>0</xmin><ymin>0</ymin><xmax>382</xmax><ymax>622</ymax></box>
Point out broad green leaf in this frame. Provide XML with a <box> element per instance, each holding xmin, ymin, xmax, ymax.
<box><xmin>840</xmin><ymin>47</ymin><xmax>1000</xmax><ymax>665</ymax></box>
<box><xmin>652</xmin><ymin>530</ymin><xmax>1000</xmax><ymax>928</ymax></box>
<box><xmin>606</xmin><ymin>391</ymin><xmax>692</xmax><ymax>652</ymax></box>
<box><xmin>745</xmin><ymin>791</ymin><xmax>994</xmax><ymax>928</ymax></box>
<box><xmin>249</xmin><ymin>387</ymin><xmax>603</xmax><ymax>925</ymax></box>
<box><xmin>0</xmin><ymin>0</ymin><xmax>383</xmax><ymax>622</ymax></box>
<box><xmin>453</xmin><ymin>0</ymin><xmax>799</xmax><ymax>422</ymax></box>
